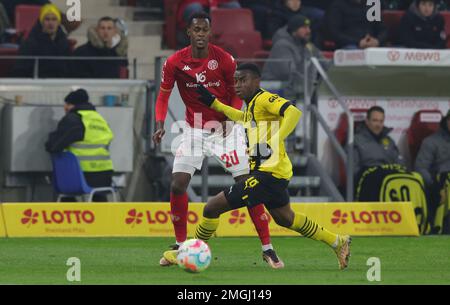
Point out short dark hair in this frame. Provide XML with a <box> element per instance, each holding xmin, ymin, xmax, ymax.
<box><xmin>417</xmin><ymin>0</ymin><xmax>436</xmax><ymax>5</ymax></box>
<box><xmin>237</xmin><ymin>63</ymin><xmax>261</xmax><ymax>78</ymax></box>
<box><xmin>98</xmin><ymin>16</ymin><xmax>115</xmax><ymax>25</ymax></box>
<box><xmin>188</xmin><ymin>11</ymin><xmax>211</xmax><ymax>27</ymax></box>
<box><xmin>367</xmin><ymin>106</ymin><xmax>385</xmax><ymax>119</ymax></box>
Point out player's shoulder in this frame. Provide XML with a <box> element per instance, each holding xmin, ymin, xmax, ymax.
<box><xmin>257</xmin><ymin>89</ymin><xmax>288</xmax><ymax>103</ymax></box>
<box><xmin>167</xmin><ymin>46</ymin><xmax>191</xmax><ymax>64</ymax></box>
<box><xmin>208</xmin><ymin>44</ymin><xmax>235</xmax><ymax>62</ymax></box>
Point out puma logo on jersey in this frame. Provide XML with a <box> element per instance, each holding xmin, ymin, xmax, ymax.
<box><xmin>182</xmin><ymin>65</ymin><xmax>192</xmax><ymax>71</ymax></box>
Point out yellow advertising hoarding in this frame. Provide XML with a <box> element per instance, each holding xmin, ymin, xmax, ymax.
<box><xmin>217</xmin><ymin>202</ymin><xmax>419</xmax><ymax>237</ymax></box>
<box><xmin>1</xmin><ymin>202</ymin><xmax>419</xmax><ymax>237</ymax></box>
<box><xmin>0</xmin><ymin>205</ymin><xmax>7</xmax><ymax>237</ymax></box>
<box><xmin>2</xmin><ymin>203</ymin><xmax>203</xmax><ymax>238</ymax></box>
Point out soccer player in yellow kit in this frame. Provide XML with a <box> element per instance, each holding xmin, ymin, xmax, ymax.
<box><xmin>165</xmin><ymin>63</ymin><xmax>351</xmax><ymax>270</ymax></box>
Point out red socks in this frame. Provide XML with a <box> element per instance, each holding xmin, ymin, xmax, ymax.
<box><xmin>170</xmin><ymin>192</ymin><xmax>189</xmax><ymax>244</ymax></box>
<box><xmin>170</xmin><ymin>193</ymin><xmax>271</xmax><ymax>247</ymax></box>
<box><xmin>247</xmin><ymin>204</ymin><xmax>271</xmax><ymax>246</ymax></box>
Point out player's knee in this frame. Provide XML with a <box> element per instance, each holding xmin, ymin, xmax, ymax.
<box><xmin>170</xmin><ymin>179</ymin><xmax>188</xmax><ymax>195</ymax></box>
<box><xmin>203</xmin><ymin>202</ymin><xmax>220</xmax><ymax>218</ymax></box>
<box><xmin>272</xmin><ymin>214</ymin><xmax>292</xmax><ymax>228</ymax></box>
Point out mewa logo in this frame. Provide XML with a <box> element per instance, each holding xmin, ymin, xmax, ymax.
<box><xmin>331</xmin><ymin>209</ymin><xmax>402</xmax><ymax>225</ymax></box>
<box><xmin>125</xmin><ymin>209</ymin><xmax>199</xmax><ymax>226</ymax></box>
<box><xmin>21</xmin><ymin>209</ymin><xmax>95</xmax><ymax>227</ymax></box>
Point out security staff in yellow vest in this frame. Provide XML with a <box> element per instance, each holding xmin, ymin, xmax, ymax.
<box><xmin>45</xmin><ymin>88</ymin><xmax>114</xmax><ymax>202</ymax></box>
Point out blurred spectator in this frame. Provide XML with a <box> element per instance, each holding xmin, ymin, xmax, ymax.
<box><xmin>302</xmin><ymin>0</ymin><xmax>332</xmax><ymax>11</ymax></box>
<box><xmin>353</xmin><ymin>106</ymin><xmax>405</xmax><ymax>176</ymax></box>
<box><xmin>12</xmin><ymin>3</ymin><xmax>71</xmax><ymax>78</ymax></box>
<box><xmin>240</xmin><ymin>0</ymin><xmax>275</xmax><ymax>40</ymax></box>
<box><xmin>415</xmin><ymin>110</ymin><xmax>450</xmax><ymax>233</ymax></box>
<box><xmin>45</xmin><ymin>89</ymin><xmax>114</xmax><ymax>202</ymax></box>
<box><xmin>326</xmin><ymin>0</ymin><xmax>388</xmax><ymax>49</ymax></box>
<box><xmin>436</xmin><ymin>0</ymin><xmax>450</xmax><ymax>10</ymax></box>
<box><xmin>383</xmin><ymin>0</ymin><xmax>413</xmax><ymax>10</ymax></box>
<box><xmin>354</xmin><ymin>106</ymin><xmax>428</xmax><ymax>233</ymax></box>
<box><xmin>71</xmin><ymin>17</ymin><xmax>128</xmax><ymax>79</ymax></box>
<box><xmin>398</xmin><ymin>0</ymin><xmax>447</xmax><ymax>49</ymax></box>
<box><xmin>176</xmin><ymin>0</ymin><xmax>241</xmax><ymax>47</ymax></box>
<box><xmin>1</xmin><ymin>0</ymin><xmax>81</xmax><ymax>33</ymax></box>
<box><xmin>415</xmin><ymin>110</ymin><xmax>450</xmax><ymax>187</ymax></box>
<box><xmin>269</xmin><ymin>0</ymin><xmax>324</xmax><ymax>41</ymax></box>
<box><xmin>262</xmin><ymin>15</ymin><xmax>329</xmax><ymax>100</ymax></box>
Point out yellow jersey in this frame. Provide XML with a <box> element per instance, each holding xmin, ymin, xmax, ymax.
<box><xmin>242</xmin><ymin>89</ymin><xmax>299</xmax><ymax>180</ymax></box>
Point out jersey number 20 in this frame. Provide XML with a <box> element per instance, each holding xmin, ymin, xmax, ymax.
<box><xmin>221</xmin><ymin>150</ymin><xmax>240</xmax><ymax>168</ymax></box>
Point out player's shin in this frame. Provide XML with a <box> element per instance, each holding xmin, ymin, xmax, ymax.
<box><xmin>290</xmin><ymin>213</ymin><xmax>339</xmax><ymax>248</ymax></box>
<box><xmin>248</xmin><ymin>204</ymin><xmax>272</xmax><ymax>250</ymax></box>
<box><xmin>170</xmin><ymin>192</ymin><xmax>189</xmax><ymax>245</ymax></box>
<box><xmin>194</xmin><ymin>217</ymin><xmax>220</xmax><ymax>242</ymax></box>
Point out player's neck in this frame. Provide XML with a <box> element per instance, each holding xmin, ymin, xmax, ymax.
<box><xmin>191</xmin><ymin>45</ymin><xmax>209</xmax><ymax>59</ymax></box>
<box><xmin>244</xmin><ymin>88</ymin><xmax>262</xmax><ymax>104</ymax></box>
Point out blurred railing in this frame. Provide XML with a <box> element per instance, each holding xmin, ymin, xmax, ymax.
<box><xmin>0</xmin><ymin>55</ymin><xmax>138</xmax><ymax>79</ymax></box>
<box><xmin>306</xmin><ymin>57</ymin><xmax>354</xmax><ymax>201</ymax></box>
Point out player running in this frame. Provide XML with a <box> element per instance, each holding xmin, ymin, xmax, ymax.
<box><xmin>153</xmin><ymin>12</ymin><xmax>283</xmax><ymax>268</ymax></box>
<box><xmin>188</xmin><ymin>63</ymin><xmax>351</xmax><ymax>269</ymax></box>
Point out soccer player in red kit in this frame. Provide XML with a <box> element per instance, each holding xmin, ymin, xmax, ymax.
<box><xmin>153</xmin><ymin>12</ymin><xmax>284</xmax><ymax>268</ymax></box>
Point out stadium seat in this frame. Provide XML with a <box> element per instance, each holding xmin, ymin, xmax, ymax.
<box><xmin>335</xmin><ymin>108</ymin><xmax>369</xmax><ymax>189</ymax></box>
<box><xmin>252</xmin><ymin>49</ymin><xmax>270</xmax><ymax>70</ymax></box>
<box><xmin>213</xmin><ymin>31</ymin><xmax>263</xmax><ymax>59</ymax></box>
<box><xmin>382</xmin><ymin>10</ymin><xmax>405</xmax><ymax>46</ymax></box>
<box><xmin>321</xmin><ymin>51</ymin><xmax>334</xmax><ymax>60</ymax></box>
<box><xmin>119</xmin><ymin>66</ymin><xmax>129</xmax><ymax>79</ymax></box>
<box><xmin>321</xmin><ymin>40</ymin><xmax>337</xmax><ymax>51</ymax></box>
<box><xmin>441</xmin><ymin>12</ymin><xmax>450</xmax><ymax>48</ymax></box>
<box><xmin>210</xmin><ymin>8</ymin><xmax>255</xmax><ymax>39</ymax></box>
<box><xmin>407</xmin><ymin>109</ymin><xmax>442</xmax><ymax>164</ymax></box>
<box><xmin>262</xmin><ymin>39</ymin><xmax>272</xmax><ymax>50</ymax></box>
<box><xmin>163</xmin><ymin>0</ymin><xmax>179</xmax><ymax>49</ymax></box>
<box><xmin>210</xmin><ymin>9</ymin><xmax>264</xmax><ymax>59</ymax></box>
<box><xmin>15</xmin><ymin>5</ymin><xmax>41</xmax><ymax>39</ymax></box>
<box><xmin>0</xmin><ymin>47</ymin><xmax>19</xmax><ymax>77</ymax></box>
<box><xmin>51</xmin><ymin>152</ymin><xmax>117</xmax><ymax>202</ymax></box>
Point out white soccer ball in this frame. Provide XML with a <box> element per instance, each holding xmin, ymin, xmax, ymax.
<box><xmin>177</xmin><ymin>239</ymin><xmax>212</xmax><ymax>273</ymax></box>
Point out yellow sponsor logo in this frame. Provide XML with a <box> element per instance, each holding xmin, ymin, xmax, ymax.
<box><xmin>0</xmin><ymin>202</ymin><xmax>419</xmax><ymax>237</ymax></box>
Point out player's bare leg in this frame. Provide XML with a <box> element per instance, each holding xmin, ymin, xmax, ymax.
<box><xmin>202</xmin><ymin>191</ymin><xmax>235</xmax><ymax>219</ymax></box>
<box><xmin>268</xmin><ymin>204</ymin><xmax>351</xmax><ymax>270</ymax></box>
<box><xmin>160</xmin><ymin>172</ymin><xmax>191</xmax><ymax>266</ymax></box>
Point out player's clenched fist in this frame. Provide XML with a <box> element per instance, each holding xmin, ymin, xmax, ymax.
<box><xmin>152</xmin><ymin>121</ymin><xmax>165</xmax><ymax>145</ymax></box>
<box><xmin>196</xmin><ymin>85</ymin><xmax>216</xmax><ymax>107</ymax></box>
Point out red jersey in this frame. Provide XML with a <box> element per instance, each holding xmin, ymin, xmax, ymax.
<box><xmin>157</xmin><ymin>44</ymin><xmax>242</xmax><ymax>128</ymax></box>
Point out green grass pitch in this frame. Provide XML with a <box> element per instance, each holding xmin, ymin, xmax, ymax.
<box><xmin>0</xmin><ymin>236</ymin><xmax>449</xmax><ymax>284</ymax></box>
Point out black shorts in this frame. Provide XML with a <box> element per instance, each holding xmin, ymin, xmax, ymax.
<box><xmin>224</xmin><ymin>171</ymin><xmax>290</xmax><ymax>210</ymax></box>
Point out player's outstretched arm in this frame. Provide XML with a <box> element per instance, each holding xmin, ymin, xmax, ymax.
<box><xmin>197</xmin><ymin>85</ymin><xmax>245</xmax><ymax>122</ymax></box>
<box><xmin>270</xmin><ymin>105</ymin><xmax>302</xmax><ymax>148</ymax></box>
